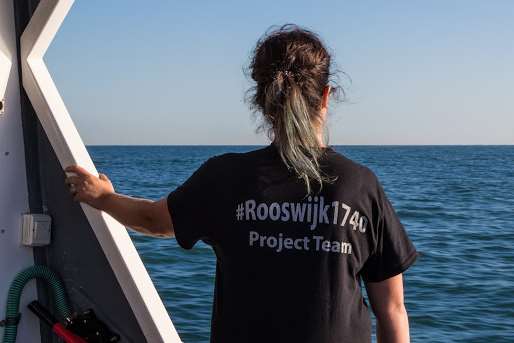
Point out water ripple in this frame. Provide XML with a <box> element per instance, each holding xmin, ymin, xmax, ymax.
<box><xmin>89</xmin><ymin>145</ymin><xmax>514</xmax><ymax>343</ymax></box>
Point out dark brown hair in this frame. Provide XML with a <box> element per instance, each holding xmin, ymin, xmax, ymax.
<box><xmin>246</xmin><ymin>24</ymin><xmax>342</xmax><ymax>195</ymax></box>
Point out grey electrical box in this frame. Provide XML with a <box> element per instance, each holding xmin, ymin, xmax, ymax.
<box><xmin>21</xmin><ymin>213</ymin><xmax>52</xmax><ymax>246</ymax></box>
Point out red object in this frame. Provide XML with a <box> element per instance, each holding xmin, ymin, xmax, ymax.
<box><xmin>52</xmin><ymin>323</ymin><xmax>87</xmax><ymax>343</ymax></box>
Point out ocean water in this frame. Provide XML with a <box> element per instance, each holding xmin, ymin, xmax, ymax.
<box><xmin>88</xmin><ymin>145</ymin><xmax>514</xmax><ymax>343</ymax></box>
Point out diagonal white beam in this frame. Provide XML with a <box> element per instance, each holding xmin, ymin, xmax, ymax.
<box><xmin>20</xmin><ymin>1</ymin><xmax>181</xmax><ymax>342</ymax></box>
<box><xmin>0</xmin><ymin>49</ymin><xmax>10</xmax><ymax>110</ymax></box>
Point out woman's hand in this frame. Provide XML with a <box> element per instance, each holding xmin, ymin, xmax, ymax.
<box><xmin>64</xmin><ymin>164</ymin><xmax>173</xmax><ymax>237</ymax></box>
<box><xmin>64</xmin><ymin>165</ymin><xmax>115</xmax><ymax>209</ymax></box>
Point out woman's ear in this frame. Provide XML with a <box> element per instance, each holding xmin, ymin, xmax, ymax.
<box><xmin>321</xmin><ymin>86</ymin><xmax>332</xmax><ymax>109</ymax></box>
<box><xmin>320</xmin><ymin>86</ymin><xmax>331</xmax><ymax>120</ymax></box>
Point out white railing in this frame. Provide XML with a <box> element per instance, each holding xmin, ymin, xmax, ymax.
<box><xmin>20</xmin><ymin>1</ymin><xmax>181</xmax><ymax>341</ymax></box>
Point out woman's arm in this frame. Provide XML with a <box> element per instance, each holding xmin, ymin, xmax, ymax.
<box><xmin>64</xmin><ymin>165</ymin><xmax>174</xmax><ymax>238</ymax></box>
<box><xmin>365</xmin><ymin>273</ymin><xmax>410</xmax><ymax>343</ymax></box>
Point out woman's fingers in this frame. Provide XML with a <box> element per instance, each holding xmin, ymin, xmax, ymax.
<box><xmin>71</xmin><ymin>185</ymin><xmax>87</xmax><ymax>201</ymax></box>
<box><xmin>64</xmin><ymin>172</ymin><xmax>87</xmax><ymax>201</ymax></box>
<box><xmin>64</xmin><ymin>175</ymin><xmax>82</xmax><ymax>185</ymax></box>
<box><xmin>64</xmin><ymin>166</ymin><xmax>89</xmax><ymax>194</ymax></box>
<box><xmin>63</xmin><ymin>165</ymin><xmax>114</xmax><ymax>208</ymax></box>
<box><xmin>65</xmin><ymin>164</ymin><xmax>90</xmax><ymax>177</ymax></box>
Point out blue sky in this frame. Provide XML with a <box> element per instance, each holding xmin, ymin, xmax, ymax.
<box><xmin>46</xmin><ymin>0</ymin><xmax>513</xmax><ymax>145</ymax></box>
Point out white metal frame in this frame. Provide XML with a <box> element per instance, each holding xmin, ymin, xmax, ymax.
<box><xmin>0</xmin><ymin>48</ymin><xmax>10</xmax><ymax>110</ymax></box>
<box><xmin>0</xmin><ymin>0</ymin><xmax>40</xmax><ymax>340</ymax></box>
<box><xmin>20</xmin><ymin>1</ymin><xmax>181</xmax><ymax>341</ymax></box>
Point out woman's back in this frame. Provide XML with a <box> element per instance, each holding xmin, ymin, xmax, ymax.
<box><xmin>166</xmin><ymin>143</ymin><xmax>417</xmax><ymax>342</ymax></box>
<box><xmin>65</xmin><ymin>23</ymin><xmax>417</xmax><ymax>343</ymax></box>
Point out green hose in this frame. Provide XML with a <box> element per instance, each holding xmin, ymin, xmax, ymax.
<box><xmin>2</xmin><ymin>265</ymin><xmax>71</xmax><ymax>343</ymax></box>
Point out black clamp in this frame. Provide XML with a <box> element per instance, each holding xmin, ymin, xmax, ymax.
<box><xmin>0</xmin><ymin>313</ymin><xmax>21</xmax><ymax>327</ymax></box>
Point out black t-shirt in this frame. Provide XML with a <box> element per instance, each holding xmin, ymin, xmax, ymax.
<box><xmin>167</xmin><ymin>143</ymin><xmax>418</xmax><ymax>343</ymax></box>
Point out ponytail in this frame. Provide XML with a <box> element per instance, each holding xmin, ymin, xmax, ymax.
<box><xmin>247</xmin><ymin>24</ymin><xmax>341</xmax><ymax>195</ymax></box>
<box><xmin>267</xmin><ymin>71</ymin><xmax>325</xmax><ymax>194</ymax></box>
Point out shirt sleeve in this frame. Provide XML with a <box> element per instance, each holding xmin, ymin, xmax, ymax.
<box><xmin>360</xmin><ymin>177</ymin><xmax>418</xmax><ymax>283</ymax></box>
<box><xmin>166</xmin><ymin>156</ymin><xmax>220</xmax><ymax>250</ymax></box>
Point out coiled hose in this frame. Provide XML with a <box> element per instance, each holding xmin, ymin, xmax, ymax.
<box><xmin>2</xmin><ymin>265</ymin><xmax>71</xmax><ymax>343</ymax></box>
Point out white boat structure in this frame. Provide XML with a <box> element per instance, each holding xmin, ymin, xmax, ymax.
<box><xmin>0</xmin><ymin>0</ymin><xmax>182</xmax><ymax>341</ymax></box>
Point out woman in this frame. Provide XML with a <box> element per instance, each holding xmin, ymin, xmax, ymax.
<box><xmin>65</xmin><ymin>24</ymin><xmax>417</xmax><ymax>343</ymax></box>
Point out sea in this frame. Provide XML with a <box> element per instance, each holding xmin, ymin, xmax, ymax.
<box><xmin>88</xmin><ymin>145</ymin><xmax>514</xmax><ymax>343</ymax></box>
